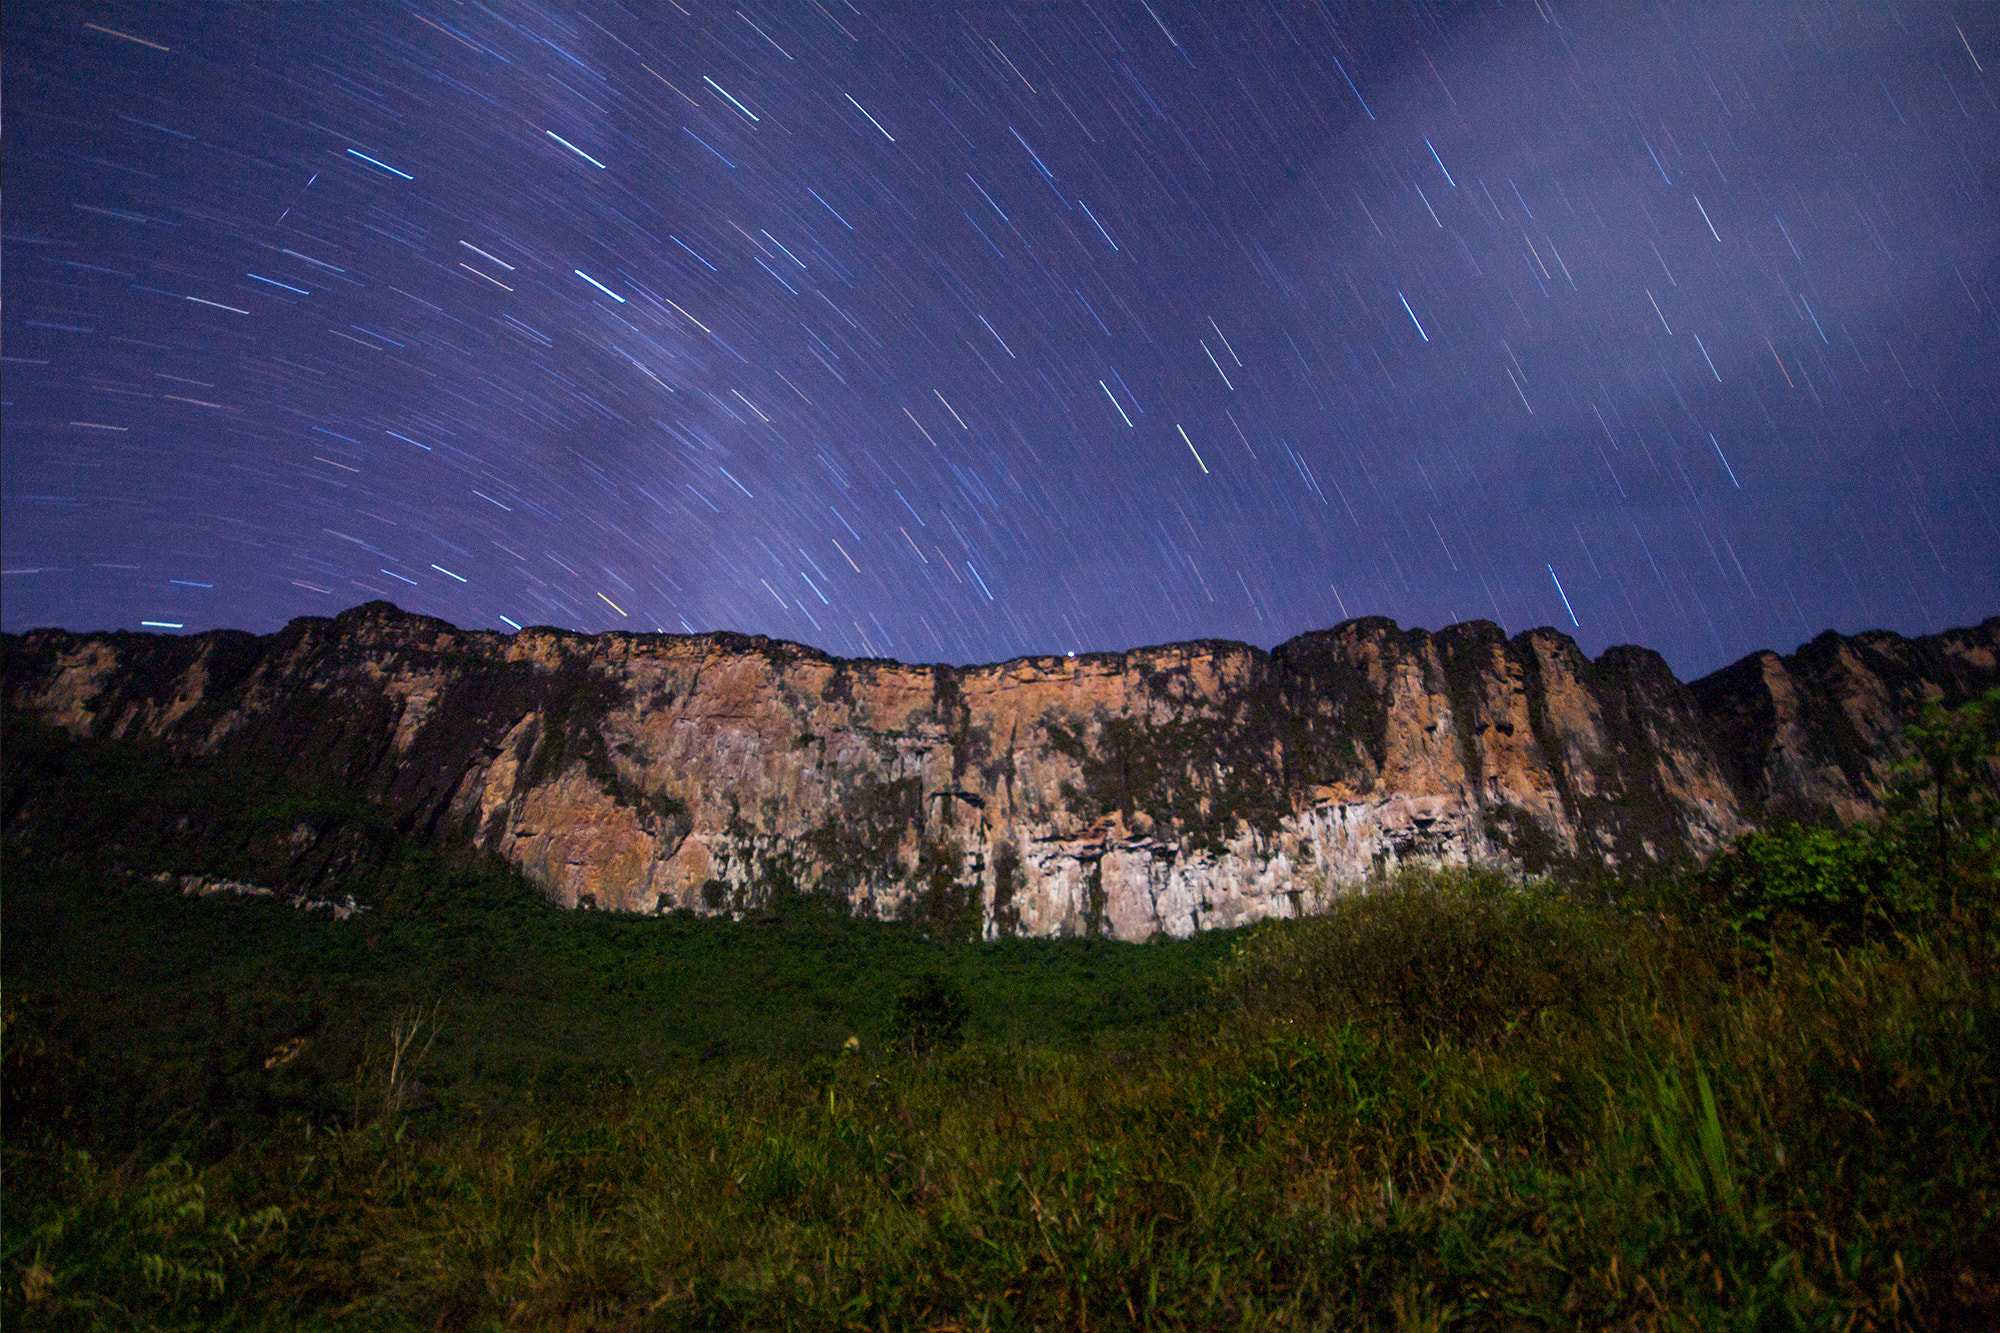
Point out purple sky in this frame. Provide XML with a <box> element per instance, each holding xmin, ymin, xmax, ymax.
<box><xmin>5</xmin><ymin>2</ymin><xmax>1996</xmax><ymax>677</ymax></box>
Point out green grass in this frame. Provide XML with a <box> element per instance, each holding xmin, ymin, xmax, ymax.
<box><xmin>7</xmin><ymin>857</ymin><xmax>1996</xmax><ymax>1330</ymax></box>
<box><xmin>0</xmin><ymin>849</ymin><xmax>1234</xmax><ymax>1159</ymax></box>
<box><xmin>5</xmin><ymin>697</ymin><xmax>1997</xmax><ymax>1328</ymax></box>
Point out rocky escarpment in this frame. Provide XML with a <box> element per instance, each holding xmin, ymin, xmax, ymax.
<box><xmin>5</xmin><ymin>605</ymin><xmax>1994</xmax><ymax>940</ymax></box>
<box><xmin>1689</xmin><ymin>621</ymin><xmax>2000</xmax><ymax>825</ymax></box>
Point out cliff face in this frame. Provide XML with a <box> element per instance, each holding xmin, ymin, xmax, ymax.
<box><xmin>5</xmin><ymin>605</ymin><xmax>1994</xmax><ymax>940</ymax></box>
<box><xmin>1688</xmin><ymin>621</ymin><xmax>2000</xmax><ymax>825</ymax></box>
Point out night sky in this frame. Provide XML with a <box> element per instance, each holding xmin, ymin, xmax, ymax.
<box><xmin>5</xmin><ymin>3</ymin><xmax>1996</xmax><ymax>679</ymax></box>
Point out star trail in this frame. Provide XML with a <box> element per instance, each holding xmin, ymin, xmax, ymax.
<box><xmin>4</xmin><ymin>3</ymin><xmax>1996</xmax><ymax>677</ymax></box>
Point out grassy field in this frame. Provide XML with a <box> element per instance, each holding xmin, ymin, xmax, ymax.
<box><xmin>0</xmin><ymin>848</ymin><xmax>1233</xmax><ymax>1156</ymax></box>
<box><xmin>4</xmin><ymin>697</ymin><xmax>1996</xmax><ymax>1329</ymax></box>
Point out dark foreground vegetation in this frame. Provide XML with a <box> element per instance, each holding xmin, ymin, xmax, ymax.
<box><xmin>4</xmin><ymin>694</ymin><xmax>1996</xmax><ymax>1330</ymax></box>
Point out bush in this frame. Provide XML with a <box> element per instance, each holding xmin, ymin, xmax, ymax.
<box><xmin>5</xmin><ymin>1150</ymin><xmax>286</xmax><ymax>1327</ymax></box>
<box><xmin>1696</xmin><ymin>692</ymin><xmax>1999</xmax><ymax>949</ymax></box>
<box><xmin>1695</xmin><ymin>822</ymin><xmax>1911</xmax><ymax>946</ymax></box>
<box><xmin>1884</xmin><ymin>687</ymin><xmax>2000</xmax><ymax>923</ymax></box>
<box><xmin>1214</xmin><ymin>865</ymin><xmax>1629</xmax><ymax>1045</ymax></box>
<box><xmin>889</xmin><ymin>971</ymin><xmax>971</xmax><ymax>1053</ymax></box>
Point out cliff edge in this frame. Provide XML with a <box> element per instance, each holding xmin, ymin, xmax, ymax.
<box><xmin>6</xmin><ymin>606</ymin><xmax>1994</xmax><ymax>939</ymax></box>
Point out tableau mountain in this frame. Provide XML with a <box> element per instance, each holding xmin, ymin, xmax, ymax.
<box><xmin>4</xmin><ymin>606</ymin><xmax>1994</xmax><ymax>940</ymax></box>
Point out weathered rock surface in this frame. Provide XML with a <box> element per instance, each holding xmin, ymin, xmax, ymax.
<box><xmin>1689</xmin><ymin>621</ymin><xmax>2000</xmax><ymax>825</ymax></box>
<box><xmin>5</xmin><ymin>605</ymin><xmax>1994</xmax><ymax>939</ymax></box>
<box><xmin>146</xmin><ymin>870</ymin><xmax>371</xmax><ymax>920</ymax></box>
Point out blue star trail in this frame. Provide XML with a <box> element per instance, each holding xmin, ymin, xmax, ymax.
<box><xmin>4</xmin><ymin>3</ymin><xmax>1996</xmax><ymax>676</ymax></box>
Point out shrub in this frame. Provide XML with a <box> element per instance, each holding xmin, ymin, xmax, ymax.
<box><xmin>5</xmin><ymin>1150</ymin><xmax>286</xmax><ymax>1326</ymax></box>
<box><xmin>1696</xmin><ymin>691</ymin><xmax>2000</xmax><ymax>949</ymax></box>
<box><xmin>889</xmin><ymin>971</ymin><xmax>970</xmax><ymax>1053</ymax></box>
<box><xmin>1214</xmin><ymin>865</ymin><xmax>1629</xmax><ymax>1045</ymax></box>
<box><xmin>1882</xmin><ymin>687</ymin><xmax>2000</xmax><ymax>923</ymax></box>
<box><xmin>1</xmin><ymin>991</ymin><xmax>84</xmax><ymax>1136</ymax></box>
<box><xmin>1695</xmin><ymin>821</ymin><xmax>1911</xmax><ymax>946</ymax></box>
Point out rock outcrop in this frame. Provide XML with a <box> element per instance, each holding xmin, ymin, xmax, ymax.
<box><xmin>5</xmin><ymin>605</ymin><xmax>1994</xmax><ymax>940</ymax></box>
<box><xmin>1689</xmin><ymin>621</ymin><xmax>2000</xmax><ymax>825</ymax></box>
<box><xmin>146</xmin><ymin>870</ymin><xmax>371</xmax><ymax>920</ymax></box>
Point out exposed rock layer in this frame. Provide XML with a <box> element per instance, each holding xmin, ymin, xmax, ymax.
<box><xmin>6</xmin><ymin>606</ymin><xmax>1994</xmax><ymax>939</ymax></box>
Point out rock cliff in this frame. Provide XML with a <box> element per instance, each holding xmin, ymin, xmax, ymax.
<box><xmin>5</xmin><ymin>605</ymin><xmax>1994</xmax><ymax>939</ymax></box>
<box><xmin>1690</xmin><ymin>622</ymin><xmax>2000</xmax><ymax>824</ymax></box>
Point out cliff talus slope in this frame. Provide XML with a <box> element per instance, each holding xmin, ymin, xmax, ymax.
<box><xmin>6</xmin><ymin>606</ymin><xmax>1994</xmax><ymax>939</ymax></box>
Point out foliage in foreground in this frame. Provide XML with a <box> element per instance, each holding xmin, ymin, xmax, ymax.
<box><xmin>1694</xmin><ymin>688</ymin><xmax>2000</xmax><ymax>949</ymax></box>
<box><xmin>4</xmin><ymin>690</ymin><xmax>1995</xmax><ymax>1329</ymax></box>
<box><xmin>7</xmin><ymin>865</ymin><xmax>1996</xmax><ymax>1331</ymax></box>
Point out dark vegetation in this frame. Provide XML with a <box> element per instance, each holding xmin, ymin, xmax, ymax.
<box><xmin>1048</xmin><ymin>711</ymin><xmax>1286</xmax><ymax>855</ymax></box>
<box><xmin>3</xmin><ymin>693</ymin><xmax>1996</xmax><ymax>1330</ymax></box>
